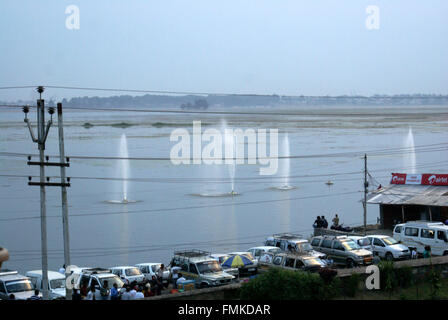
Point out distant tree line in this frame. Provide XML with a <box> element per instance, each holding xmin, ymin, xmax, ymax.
<box><xmin>3</xmin><ymin>93</ymin><xmax>448</xmax><ymax>109</ymax></box>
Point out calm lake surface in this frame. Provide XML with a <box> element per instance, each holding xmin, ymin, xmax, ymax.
<box><xmin>1</xmin><ymin>104</ymin><xmax>447</xmax><ymax>272</ymax></box>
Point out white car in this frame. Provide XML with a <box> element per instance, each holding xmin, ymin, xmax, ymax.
<box><xmin>74</xmin><ymin>268</ymin><xmax>125</xmax><ymax>299</ymax></box>
<box><xmin>135</xmin><ymin>263</ymin><xmax>170</xmax><ymax>285</ymax></box>
<box><xmin>0</xmin><ymin>270</ymin><xmax>39</xmax><ymax>300</ymax></box>
<box><xmin>26</xmin><ymin>270</ymin><xmax>66</xmax><ymax>299</ymax></box>
<box><xmin>348</xmin><ymin>236</ymin><xmax>372</xmax><ymax>250</ymax></box>
<box><xmin>110</xmin><ymin>266</ymin><xmax>146</xmax><ymax>285</ymax></box>
<box><xmin>367</xmin><ymin>235</ymin><xmax>411</xmax><ymax>261</ymax></box>
<box><xmin>247</xmin><ymin>246</ymin><xmax>281</xmax><ymax>261</ymax></box>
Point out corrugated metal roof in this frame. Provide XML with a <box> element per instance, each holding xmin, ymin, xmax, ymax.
<box><xmin>367</xmin><ymin>184</ymin><xmax>448</xmax><ymax>206</ymax></box>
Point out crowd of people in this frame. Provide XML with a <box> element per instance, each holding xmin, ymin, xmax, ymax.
<box><xmin>71</xmin><ymin>270</ymin><xmax>189</xmax><ymax>300</ymax></box>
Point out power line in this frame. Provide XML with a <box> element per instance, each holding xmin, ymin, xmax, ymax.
<box><xmin>1</xmin><ymin>84</ymin><xmax>448</xmax><ymax>100</ymax></box>
<box><xmin>0</xmin><ymin>143</ymin><xmax>446</xmax><ymax>162</ymax></box>
<box><xmin>0</xmin><ymin>190</ymin><xmax>361</xmax><ymax>222</ymax></box>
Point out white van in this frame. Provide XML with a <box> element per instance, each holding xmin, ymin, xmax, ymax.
<box><xmin>393</xmin><ymin>221</ymin><xmax>448</xmax><ymax>256</ymax></box>
<box><xmin>25</xmin><ymin>270</ymin><xmax>66</xmax><ymax>299</ymax></box>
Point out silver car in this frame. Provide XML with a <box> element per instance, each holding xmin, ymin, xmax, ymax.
<box><xmin>311</xmin><ymin>236</ymin><xmax>373</xmax><ymax>268</ymax></box>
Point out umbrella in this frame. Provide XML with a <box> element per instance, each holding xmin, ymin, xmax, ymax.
<box><xmin>222</xmin><ymin>254</ymin><xmax>254</xmax><ymax>268</ymax></box>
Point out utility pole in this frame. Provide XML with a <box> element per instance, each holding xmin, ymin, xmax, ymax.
<box><xmin>363</xmin><ymin>154</ymin><xmax>368</xmax><ymax>236</ymax></box>
<box><xmin>23</xmin><ymin>86</ymin><xmax>52</xmax><ymax>299</ymax></box>
<box><xmin>57</xmin><ymin>102</ymin><xmax>72</xmax><ymax>300</ymax></box>
<box><xmin>24</xmin><ymin>87</ymin><xmax>71</xmax><ymax>300</ymax></box>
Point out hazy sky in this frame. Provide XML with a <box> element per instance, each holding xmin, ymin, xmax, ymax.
<box><xmin>0</xmin><ymin>0</ymin><xmax>447</xmax><ymax>101</ymax></box>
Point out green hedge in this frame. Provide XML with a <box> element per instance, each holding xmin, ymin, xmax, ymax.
<box><xmin>239</xmin><ymin>268</ymin><xmax>339</xmax><ymax>300</ymax></box>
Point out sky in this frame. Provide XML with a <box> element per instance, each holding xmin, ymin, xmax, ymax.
<box><xmin>0</xmin><ymin>0</ymin><xmax>447</xmax><ymax>102</ymax></box>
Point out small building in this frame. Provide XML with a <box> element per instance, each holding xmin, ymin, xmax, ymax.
<box><xmin>367</xmin><ymin>173</ymin><xmax>448</xmax><ymax>229</ymax></box>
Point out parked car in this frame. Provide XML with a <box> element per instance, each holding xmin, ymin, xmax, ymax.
<box><xmin>258</xmin><ymin>252</ymin><xmax>327</xmax><ymax>273</ymax></box>
<box><xmin>135</xmin><ymin>263</ymin><xmax>170</xmax><ymax>286</ymax></box>
<box><xmin>0</xmin><ymin>270</ymin><xmax>38</xmax><ymax>300</ymax></box>
<box><xmin>311</xmin><ymin>235</ymin><xmax>373</xmax><ymax>268</ymax></box>
<box><xmin>247</xmin><ymin>246</ymin><xmax>281</xmax><ymax>260</ymax></box>
<box><xmin>367</xmin><ymin>235</ymin><xmax>410</xmax><ymax>261</ymax></box>
<box><xmin>210</xmin><ymin>254</ymin><xmax>239</xmax><ymax>277</ymax></box>
<box><xmin>265</xmin><ymin>233</ymin><xmax>329</xmax><ymax>262</ymax></box>
<box><xmin>393</xmin><ymin>221</ymin><xmax>448</xmax><ymax>256</ymax></box>
<box><xmin>348</xmin><ymin>236</ymin><xmax>371</xmax><ymax>250</ymax></box>
<box><xmin>25</xmin><ymin>270</ymin><xmax>66</xmax><ymax>299</ymax></box>
<box><xmin>227</xmin><ymin>252</ymin><xmax>258</xmax><ymax>275</ymax></box>
<box><xmin>73</xmin><ymin>267</ymin><xmax>124</xmax><ymax>299</ymax></box>
<box><xmin>170</xmin><ymin>249</ymin><xmax>234</xmax><ymax>288</ymax></box>
<box><xmin>110</xmin><ymin>266</ymin><xmax>146</xmax><ymax>285</ymax></box>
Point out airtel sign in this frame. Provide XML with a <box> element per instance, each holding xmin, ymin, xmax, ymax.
<box><xmin>391</xmin><ymin>173</ymin><xmax>448</xmax><ymax>186</ymax></box>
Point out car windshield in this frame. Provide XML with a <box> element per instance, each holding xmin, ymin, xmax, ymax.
<box><xmin>6</xmin><ymin>280</ymin><xmax>33</xmax><ymax>293</ymax></box>
<box><xmin>125</xmin><ymin>268</ymin><xmax>141</xmax><ymax>276</ymax></box>
<box><xmin>268</xmin><ymin>248</ymin><xmax>280</xmax><ymax>253</ymax></box>
<box><xmin>99</xmin><ymin>276</ymin><xmax>124</xmax><ymax>288</ymax></box>
<box><xmin>50</xmin><ymin>279</ymin><xmax>65</xmax><ymax>289</ymax></box>
<box><xmin>296</xmin><ymin>242</ymin><xmax>312</xmax><ymax>251</ymax></box>
<box><xmin>197</xmin><ymin>261</ymin><xmax>222</xmax><ymax>274</ymax></box>
<box><xmin>303</xmin><ymin>258</ymin><xmax>324</xmax><ymax>267</ymax></box>
<box><xmin>341</xmin><ymin>240</ymin><xmax>360</xmax><ymax>251</ymax></box>
<box><xmin>383</xmin><ymin>237</ymin><xmax>399</xmax><ymax>245</ymax></box>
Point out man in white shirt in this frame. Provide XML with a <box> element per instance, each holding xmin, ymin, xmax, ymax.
<box><xmin>135</xmin><ymin>288</ymin><xmax>144</xmax><ymax>299</ymax></box>
<box><xmin>171</xmin><ymin>266</ymin><xmax>181</xmax><ymax>289</ymax></box>
<box><xmin>121</xmin><ymin>286</ymin><xmax>132</xmax><ymax>300</ymax></box>
<box><xmin>130</xmin><ymin>286</ymin><xmax>137</xmax><ymax>299</ymax></box>
<box><xmin>176</xmin><ymin>273</ymin><xmax>186</xmax><ymax>287</ymax></box>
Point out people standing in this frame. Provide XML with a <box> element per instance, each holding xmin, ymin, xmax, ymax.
<box><xmin>80</xmin><ymin>283</ymin><xmax>88</xmax><ymax>298</ymax></box>
<box><xmin>171</xmin><ymin>266</ymin><xmax>181</xmax><ymax>289</ymax></box>
<box><xmin>135</xmin><ymin>287</ymin><xmax>144</xmax><ymax>299</ymax></box>
<box><xmin>313</xmin><ymin>216</ymin><xmax>322</xmax><ymax>228</ymax></box>
<box><xmin>72</xmin><ymin>288</ymin><xmax>82</xmax><ymax>301</ymax></box>
<box><xmin>110</xmin><ymin>283</ymin><xmax>120</xmax><ymax>300</ymax></box>
<box><xmin>332</xmin><ymin>214</ymin><xmax>340</xmax><ymax>227</ymax></box>
<box><xmin>100</xmin><ymin>280</ymin><xmax>110</xmax><ymax>300</ymax></box>
<box><xmin>59</xmin><ymin>264</ymin><xmax>66</xmax><ymax>275</ymax></box>
<box><xmin>411</xmin><ymin>248</ymin><xmax>418</xmax><ymax>259</ymax></box>
<box><xmin>121</xmin><ymin>286</ymin><xmax>132</xmax><ymax>300</ymax></box>
<box><xmin>86</xmin><ymin>286</ymin><xmax>97</xmax><ymax>300</ymax></box>
<box><xmin>176</xmin><ymin>273</ymin><xmax>186</xmax><ymax>288</ymax></box>
<box><xmin>321</xmin><ymin>216</ymin><xmax>328</xmax><ymax>229</ymax></box>
<box><xmin>423</xmin><ymin>245</ymin><xmax>431</xmax><ymax>258</ymax></box>
<box><xmin>28</xmin><ymin>289</ymin><xmax>42</xmax><ymax>300</ymax></box>
<box><xmin>150</xmin><ymin>275</ymin><xmax>162</xmax><ymax>295</ymax></box>
<box><xmin>130</xmin><ymin>285</ymin><xmax>138</xmax><ymax>299</ymax></box>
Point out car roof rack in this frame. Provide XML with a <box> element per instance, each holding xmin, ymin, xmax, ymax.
<box><xmin>81</xmin><ymin>267</ymin><xmax>111</xmax><ymax>274</ymax></box>
<box><xmin>174</xmin><ymin>249</ymin><xmax>211</xmax><ymax>258</ymax></box>
<box><xmin>272</xmin><ymin>233</ymin><xmax>304</xmax><ymax>240</ymax></box>
<box><xmin>0</xmin><ymin>269</ymin><xmax>18</xmax><ymax>276</ymax></box>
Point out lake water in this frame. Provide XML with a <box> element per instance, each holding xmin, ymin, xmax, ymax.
<box><xmin>1</xmin><ymin>104</ymin><xmax>447</xmax><ymax>273</ymax></box>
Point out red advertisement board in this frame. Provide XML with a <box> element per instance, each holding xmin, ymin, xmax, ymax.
<box><xmin>391</xmin><ymin>173</ymin><xmax>448</xmax><ymax>186</ymax></box>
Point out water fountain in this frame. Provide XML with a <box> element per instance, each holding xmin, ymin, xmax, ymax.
<box><xmin>275</xmin><ymin>133</ymin><xmax>295</xmax><ymax>190</ymax></box>
<box><xmin>107</xmin><ymin>133</ymin><xmax>138</xmax><ymax>204</ymax></box>
<box><xmin>191</xmin><ymin>120</ymin><xmax>239</xmax><ymax>197</ymax></box>
<box><xmin>223</xmin><ymin>120</ymin><xmax>237</xmax><ymax>195</ymax></box>
<box><xmin>404</xmin><ymin>127</ymin><xmax>417</xmax><ymax>174</ymax></box>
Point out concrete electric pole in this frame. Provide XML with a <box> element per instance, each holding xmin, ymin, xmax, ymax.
<box><xmin>24</xmin><ymin>87</ymin><xmax>71</xmax><ymax>300</ymax></box>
